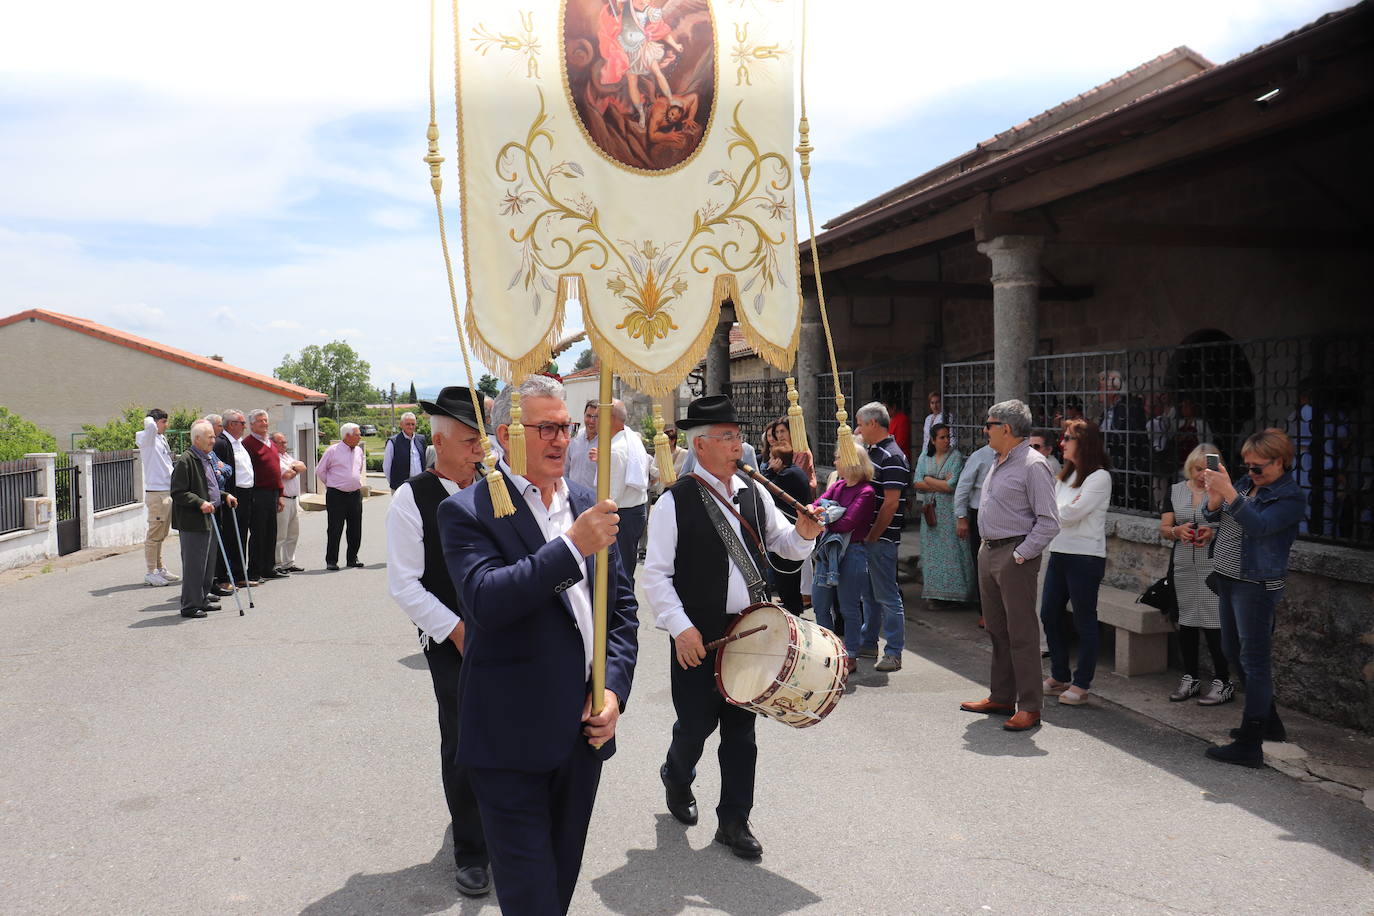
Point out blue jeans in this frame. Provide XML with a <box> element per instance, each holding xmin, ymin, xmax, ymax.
<box><xmin>860</xmin><ymin>538</ymin><xmax>905</xmax><ymax>656</ymax></box>
<box><xmin>812</xmin><ymin>542</ymin><xmax>867</xmax><ymax>657</ymax></box>
<box><xmin>1216</xmin><ymin>576</ymin><xmax>1282</xmax><ymax>719</ymax></box>
<box><xmin>1039</xmin><ymin>552</ymin><xmax>1106</xmax><ymax>690</ymax></box>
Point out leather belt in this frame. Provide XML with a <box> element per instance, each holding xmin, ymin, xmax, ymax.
<box><xmin>982</xmin><ymin>535</ymin><xmax>1026</xmax><ymax>550</ymax></box>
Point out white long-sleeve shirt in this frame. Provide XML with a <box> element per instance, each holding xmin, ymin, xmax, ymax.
<box><xmin>1046</xmin><ymin>468</ymin><xmax>1112</xmax><ymax>557</ymax></box>
<box><xmin>382</xmin><ymin>434</ymin><xmax>424</xmax><ymax>482</ymax></box>
<box><xmin>641</xmin><ymin>466</ymin><xmax>815</xmax><ymax>638</ymax></box>
<box><xmin>953</xmin><ymin>445</ymin><xmax>995</xmax><ymax>518</ymax></box>
<box><xmin>387</xmin><ymin>476</ymin><xmax>464</xmax><ymax>645</ymax></box>
<box><xmin>135</xmin><ymin>416</ymin><xmax>173</xmax><ymax>491</ymax></box>
<box><xmin>609</xmin><ymin>429</ymin><xmax>648</xmax><ymax>509</ymax></box>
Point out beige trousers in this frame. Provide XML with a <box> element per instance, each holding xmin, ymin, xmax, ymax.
<box><xmin>144</xmin><ymin>491</ymin><xmax>172</xmax><ymax>572</ymax></box>
<box><xmin>979</xmin><ymin>540</ymin><xmax>1045</xmax><ymax>713</ymax></box>
<box><xmin>275</xmin><ymin>496</ymin><xmax>300</xmax><ymax>567</ymax></box>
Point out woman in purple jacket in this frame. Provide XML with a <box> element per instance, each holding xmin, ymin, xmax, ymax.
<box><xmin>810</xmin><ymin>448</ymin><xmax>878</xmax><ymax>672</ymax></box>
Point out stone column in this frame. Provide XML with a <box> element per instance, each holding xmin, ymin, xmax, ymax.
<box><xmin>796</xmin><ymin>294</ymin><xmax>825</xmax><ymax>456</ymax></box>
<box><xmin>72</xmin><ymin>450</ymin><xmax>95</xmax><ymax>546</ymax></box>
<box><xmin>24</xmin><ymin>452</ymin><xmax>59</xmax><ymax>560</ymax></box>
<box><xmin>976</xmin><ymin>234</ymin><xmax>1044</xmax><ymax>404</ymax></box>
<box><xmin>705</xmin><ymin>317</ymin><xmax>733</xmax><ymax>396</ymax></box>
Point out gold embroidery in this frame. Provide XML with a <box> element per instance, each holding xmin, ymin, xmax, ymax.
<box><xmin>471</xmin><ymin>11</ymin><xmax>542</xmax><ymax>79</ymax></box>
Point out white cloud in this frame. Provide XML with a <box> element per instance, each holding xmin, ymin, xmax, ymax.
<box><xmin>108</xmin><ymin>302</ymin><xmax>165</xmax><ymax>330</ymax></box>
<box><xmin>263</xmin><ymin>320</ymin><xmax>302</xmax><ymax>332</ymax></box>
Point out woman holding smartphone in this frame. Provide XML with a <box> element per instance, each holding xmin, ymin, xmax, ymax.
<box><xmin>1199</xmin><ymin>429</ymin><xmax>1305</xmax><ymax>767</ymax></box>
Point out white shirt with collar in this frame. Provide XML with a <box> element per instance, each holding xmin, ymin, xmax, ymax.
<box><xmin>503</xmin><ymin>461</ymin><xmax>595</xmax><ymax>679</ymax></box>
<box><xmin>383</xmin><ymin>433</ymin><xmax>423</xmax><ymax>482</ymax></box>
<box><xmin>641</xmin><ymin>465</ymin><xmax>815</xmax><ymax>639</ymax></box>
<box><xmin>278</xmin><ymin>451</ymin><xmax>302</xmax><ymax>498</ymax></box>
<box><xmin>387</xmin><ymin>474</ymin><xmax>466</xmax><ymax>646</ymax></box>
<box><xmin>609</xmin><ymin>429</ymin><xmax>648</xmax><ymax>509</ymax></box>
<box><xmin>230</xmin><ymin>432</ymin><xmax>254</xmax><ymax>488</ymax></box>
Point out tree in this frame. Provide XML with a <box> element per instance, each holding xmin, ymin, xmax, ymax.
<box><xmin>0</xmin><ymin>407</ymin><xmax>57</xmax><ymax>461</ymax></box>
<box><xmin>318</xmin><ymin>416</ymin><xmax>339</xmax><ymax>443</ymax></box>
<box><xmin>477</xmin><ymin>374</ymin><xmax>501</xmax><ymax>399</ymax></box>
<box><xmin>573</xmin><ymin>348</ymin><xmax>594</xmax><ymax>372</ymax></box>
<box><xmin>407</xmin><ymin>381</ymin><xmax>418</xmax><ymax>403</ymax></box>
<box><xmin>79</xmin><ymin>405</ymin><xmax>202</xmax><ymax>452</ymax></box>
<box><xmin>274</xmin><ymin>341</ymin><xmax>375</xmax><ymax>419</ymax></box>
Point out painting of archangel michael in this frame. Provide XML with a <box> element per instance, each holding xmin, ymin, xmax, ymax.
<box><xmin>564</xmin><ymin>0</ymin><xmax>714</xmax><ymax>171</ymax></box>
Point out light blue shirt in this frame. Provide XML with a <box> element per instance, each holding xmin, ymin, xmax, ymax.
<box><xmin>953</xmin><ymin>444</ymin><xmax>996</xmax><ymax>518</ymax></box>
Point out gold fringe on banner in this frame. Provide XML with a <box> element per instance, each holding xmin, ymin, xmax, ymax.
<box><xmin>785</xmin><ymin>377</ymin><xmax>809</xmax><ymax>455</ymax></box>
<box><xmin>507</xmin><ymin>391</ymin><xmax>527</xmax><ymax>477</ymax></box>
<box><xmin>652</xmin><ymin>404</ymin><xmax>677</xmax><ymax>487</ymax></box>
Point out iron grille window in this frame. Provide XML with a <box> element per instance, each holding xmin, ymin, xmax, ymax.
<box><xmin>92</xmin><ymin>450</ymin><xmax>139</xmax><ymax>511</ymax></box>
<box><xmin>0</xmin><ymin>458</ymin><xmax>42</xmax><ymax>535</ymax></box>
<box><xmin>941</xmin><ymin>360</ymin><xmax>995</xmax><ymax>458</ymax></box>
<box><xmin>813</xmin><ymin>371</ymin><xmax>854</xmax><ymax>469</ymax></box>
<box><xmin>726</xmin><ymin>378</ymin><xmax>790</xmax><ymax>456</ymax></box>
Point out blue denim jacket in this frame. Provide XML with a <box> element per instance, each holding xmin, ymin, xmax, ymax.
<box><xmin>1203</xmin><ymin>471</ymin><xmax>1304</xmax><ymax>581</ymax></box>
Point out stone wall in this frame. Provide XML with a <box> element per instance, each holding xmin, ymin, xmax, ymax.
<box><xmin>1106</xmin><ymin>511</ymin><xmax>1374</xmax><ymax>733</ymax></box>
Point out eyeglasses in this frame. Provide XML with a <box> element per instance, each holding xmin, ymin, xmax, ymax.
<box><xmin>702</xmin><ymin>432</ymin><xmax>745</xmax><ymax>444</ymax></box>
<box><xmin>1243</xmin><ymin>461</ymin><xmax>1274</xmax><ymax>475</ymax></box>
<box><xmin>983</xmin><ymin>420</ymin><xmax>1006</xmax><ymax>429</ymax></box>
<box><xmin>522</xmin><ymin>422</ymin><xmax>573</xmax><ymax>441</ymax></box>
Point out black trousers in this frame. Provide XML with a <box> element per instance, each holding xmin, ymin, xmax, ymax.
<box><xmin>664</xmin><ymin>637</ymin><xmax>757</xmax><ymax>824</ymax></box>
<box><xmin>423</xmin><ymin>635</ymin><xmax>487</xmax><ymax>868</ymax></box>
<box><xmin>324</xmin><ymin>487</ymin><xmax>363</xmax><ymax>565</ymax></box>
<box><xmin>769</xmin><ymin>556</ymin><xmax>804</xmax><ymax>615</ymax></box>
<box><xmin>968</xmin><ymin>507</ymin><xmax>982</xmax><ymax>606</ymax></box>
<box><xmin>218</xmin><ymin>487</ymin><xmax>254</xmax><ymax>583</ymax></box>
<box><xmin>469</xmin><ymin>739</ymin><xmax>601</xmax><ymax>915</ymax></box>
<box><xmin>247</xmin><ymin>488</ymin><xmax>278</xmax><ymax>579</ymax></box>
<box><xmin>613</xmin><ymin>503</ymin><xmax>646</xmax><ymax>590</ymax></box>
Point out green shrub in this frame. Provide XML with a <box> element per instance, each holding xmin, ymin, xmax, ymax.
<box><xmin>0</xmin><ymin>407</ymin><xmax>57</xmax><ymax>461</ymax></box>
<box><xmin>78</xmin><ymin>405</ymin><xmax>201</xmax><ymax>451</ymax></box>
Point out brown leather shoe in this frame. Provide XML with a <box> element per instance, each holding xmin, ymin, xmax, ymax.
<box><xmin>960</xmin><ymin>698</ymin><xmax>1015</xmax><ymax>715</ymax></box>
<box><xmin>1003</xmin><ymin>710</ymin><xmax>1042</xmax><ymax>731</ymax></box>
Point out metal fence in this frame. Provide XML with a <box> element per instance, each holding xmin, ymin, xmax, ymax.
<box><xmin>0</xmin><ymin>458</ymin><xmax>42</xmax><ymax>536</ymax></box>
<box><xmin>726</xmin><ymin>378</ymin><xmax>789</xmax><ymax>455</ymax></box>
<box><xmin>1025</xmin><ymin>334</ymin><xmax>1372</xmax><ymax>548</ymax></box>
<box><xmin>941</xmin><ymin>360</ymin><xmax>995</xmax><ymax>457</ymax></box>
<box><xmin>813</xmin><ymin>371</ymin><xmax>854</xmax><ymax>468</ymax></box>
<box><xmin>92</xmin><ymin>450</ymin><xmax>139</xmax><ymax>511</ymax></box>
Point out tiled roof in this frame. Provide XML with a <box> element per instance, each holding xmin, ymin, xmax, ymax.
<box><xmin>0</xmin><ymin>308</ymin><xmax>328</xmax><ymax>402</ymax></box>
<box><xmin>562</xmin><ymin>365</ymin><xmax>601</xmax><ymax>381</ymax></box>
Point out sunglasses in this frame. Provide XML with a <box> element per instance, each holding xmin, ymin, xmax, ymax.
<box><xmin>521</xmin><ymin>422</ymin><xmax>573</xmax><ymax>441</ymax></box>
<box><xmin>1242</xmin><ymin>462</ymin><xmax>1273</xmax><ymax>475</ymax></box>
<box><xmin>983</xmin><ymin>420</ymin><xmax>1006</xmax><ymax>429</ymax></box>
<box><xmin>1061</xmin><ymin>435</ymin><xmax>1078</xmax><ymax>443</ymax></box>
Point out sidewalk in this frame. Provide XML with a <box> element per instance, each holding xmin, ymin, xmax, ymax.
<box><xmin>899</xmin><ymin>582</ymin><xmax>1374</xmax><ymax>812</ymax></box>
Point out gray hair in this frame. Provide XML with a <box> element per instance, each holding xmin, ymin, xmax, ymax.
<box><xmin>189</xmin><ymin>419</ymin><xmax>215</xmax><ymax>442</ymax></box>
<box><xmin>988</xmin><ymin>399</ymin><xmax>1033</xmax><ymax>438</ymax></box>
<box><xmin>340</xmin><ymin>422</ymin><xmax>361</xmax><ymax>437</ymax></box>
<box><xmin>271</xmin><ymin>431</ymin><xmax>291</xmax><ymax>451</ymax></box>
<box><xmin>611</xmin><ymin>399</ymin><xmax>627</xmax><ymax>423</ymax></box>
<box><xmin>400</xmin><ymin>411</ymin><xmax>416</xmax><ymax>422</ymax></box>
<box><xmin>223</xmin><ymin>409</ymin><xmax>245</xmax><ymax>424</ymax></box>
<box><xmin>855</xmin><ymin>401</ymin><xmax>889</xmax><ymax>428</ymax></box>
<box><xmin>248</xmin><ymin>408</ymin><xmax>269</xmax><ymax>423</ymax></box>
<box><xmin>204</xmin><ymin>413</ymin><xmax>223</xmax><ymax>427</ymax></box>
<box><xmin>430</xmin><ymin>413</ymin><xmax>475</xmax><ymax>438</ymax></box>
<box><xmin>492</xmin><ymin>375</ymin><xmax>566</xmax><ymax>427</ymax></box>
<box><xmin>684</xmin><ymin>426</ymin><xmax>707</xmax><ymax>453</ymax></box>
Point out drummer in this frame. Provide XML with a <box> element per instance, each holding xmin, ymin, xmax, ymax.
<box><xmin>640</xmin><ymin>395</ymin><xmax>821</xmax><ymax>858</ymax></box>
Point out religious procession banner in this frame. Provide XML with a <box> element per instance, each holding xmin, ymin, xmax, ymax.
<box><xmin>455</xmin><ymin>0</ymin><xmax>800</xmax><ymax>394</ymax></box>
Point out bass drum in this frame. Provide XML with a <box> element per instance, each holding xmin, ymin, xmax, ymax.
<box><xmin>714</xmin><ymin>602</ymin><xmax>848</xmax><ymax>728</ymax></box>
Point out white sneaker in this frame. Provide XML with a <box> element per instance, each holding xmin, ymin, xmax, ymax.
<box><xmin>1169</xmin><ymin>674</ymin><xmax>1202</xmax><ymax>702</ymax></box>
<box><xmin>1197</xmin><ymin>678</ymin><xmax>1236</xmax><ymax>706</ymax></box>
<box><xmin>157</xmin><ymin>568</ymin><xmax>181</xmax><ymax>583</ymax></box>
<box><xmin>144</xmin><ymin>571</ymin><xmax>170</xmax><ymax>587</ymax></box>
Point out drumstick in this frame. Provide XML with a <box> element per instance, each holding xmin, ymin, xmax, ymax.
<box><xmin>737</xmin><ymin>461</ymin><xmax>824</xmax><ymax>524</ymax></box>
<box><xmin>704</xmin><ymin>624</ymin><xmax>768</xmax><ymax>652</ymax></box>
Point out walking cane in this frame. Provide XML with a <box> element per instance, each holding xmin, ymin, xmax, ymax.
<box><xmin>210</xmin><ymin>515</ymin><xmax>245</xmax><ymax>616</ymax></box>
<box><xmin>229</xmin><ymin>506</ymin><xmax>255</xmax><ymax>609</ymax></box>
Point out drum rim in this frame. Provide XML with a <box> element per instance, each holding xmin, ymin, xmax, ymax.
<box><xmin>714</xmin><ymin>602</ymin><xmax>800</xmax><ymax>709</ymax></box>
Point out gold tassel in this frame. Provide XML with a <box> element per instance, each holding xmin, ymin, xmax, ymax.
<box><xmin>652</xmin><ymin>405</ymin><xmax>677</xmax><ymax>486</ymax></box>
<box><xmin>507</xmin><ymin>391</ymin><xmax>527</xmax><ymax>477</ymax></box>
<box><xmin>480</xmin><ymin>435</ymin><xmax>517</xmax><ymax>518</ymax></box>
<box><xmin>834</xmin><ymin>395</ymin><xmax>860</xmax><ymax>469</ymax></box>
<box><xmin>785</xmin><ymin>377</ymin><xmax>809</xmax><ymax>455</ymax></box>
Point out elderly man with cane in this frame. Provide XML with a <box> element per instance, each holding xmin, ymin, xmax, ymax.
<box><xmin>170</xmin><ymin>420</ymin><xmax>238</xmax><ymax>619</ymax></box>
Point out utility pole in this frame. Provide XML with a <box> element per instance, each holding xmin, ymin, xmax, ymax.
<box><xmin>390</xmin><ymin>383</ymin><xmax>396</xmax><ymax>435</ymax></box>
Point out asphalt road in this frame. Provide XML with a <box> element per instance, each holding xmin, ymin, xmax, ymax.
<box><xmin>2</xmin><ymin>496</ymin><xmax>1372</xmax><ymax>915</ymax></box>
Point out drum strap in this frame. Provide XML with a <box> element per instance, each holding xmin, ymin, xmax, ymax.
<box><xmin>690</xmin><ymin>475</ymin><xmax>771</xmax><ymax>604</ymax></box>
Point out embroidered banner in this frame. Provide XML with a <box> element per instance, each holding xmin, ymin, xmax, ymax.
<box><xmin>455</xmin><ymin>0</ymin><xmax>799</xmax><ymax>394</ymax></box>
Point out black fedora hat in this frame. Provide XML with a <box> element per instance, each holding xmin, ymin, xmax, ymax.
<box><xmin>676</xmin><ymin>395</ymin><xmax>740</xmax><ymax>430</ymax></box>
<box><xmin>418</xmin><ymin>386</ymin><xmax>485</xmax><ymax>429</ymax></box>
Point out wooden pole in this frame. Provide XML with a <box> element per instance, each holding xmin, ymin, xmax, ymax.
<box><xmin>591</xmin><ymin>364</ymin><xmax>613</xmax><ymax>717</ymax></box>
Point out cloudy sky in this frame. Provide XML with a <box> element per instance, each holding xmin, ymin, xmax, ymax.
<box><xmin>0</xmin><ymin>0</ymin><xmax>1343</xmax><ymax>395</ymax></box>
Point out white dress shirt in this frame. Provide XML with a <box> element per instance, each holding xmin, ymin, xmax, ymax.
<box><xmin>278</xmin><ymin>451</ymin><xmax>302</xmax><ymax>498</ymax></box>
<box><xmin>230</xmin><ymin>432</ymin><xmax>254</xmax><ymax>488</ymax></box>
<box><xmin>641</xmin><ymin>465</ymin><xmax>815</xmax><ymax>638</ymax></box>
<box><xmin>382</xmin><ymin>434</ymin><xmax>423</xmax><ymax>482</ymax></box>
<box><xmin>387</xmin><ymin>475</ymin><xmax>465</xmax><ymax>645</ymax></box>
<box><xmin>609</xmin><ymin>429</ymin><xmax>648</xmax><ymax>509</ymax></box>
<box><xmin>503</xmin><ymin>462</ymin><xmax>595</xmax><ymax>679</ymax></box>
<box><xmin>135</xmin><ymin>416</ymin><xmax>173</xmax><ymax>490</ymax></box>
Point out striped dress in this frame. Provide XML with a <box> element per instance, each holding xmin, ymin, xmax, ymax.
<box><xmin>1164</xmin><ymin>480</ymin><xmax>1220</xmax><ymax>628</ymax></box>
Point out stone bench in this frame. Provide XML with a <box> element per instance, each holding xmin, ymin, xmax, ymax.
<box><xmin>1096</xmin><ymin>585</ymin><xmax>1174</xmax><ymax>676</ymax></box>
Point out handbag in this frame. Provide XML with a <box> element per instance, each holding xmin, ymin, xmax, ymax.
<box><xmin>922</xmin><ymin>501</ymin><xmax>937</xmax><ymax>527</ymax></box>
<box><xmin>1137</xmin><ymin>547</ymin><xmax>1178</xmax><ymax>623</ymax></box>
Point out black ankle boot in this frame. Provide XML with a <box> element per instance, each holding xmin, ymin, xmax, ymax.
<box><xmin>1230</xmin><ymin>703</ymin><xmax>1286</xmax><ymax>742</ymax></box>
<box><xmin>1208</xmin><ymin>716</ymin><xmax>1266</xmax><ymax>767</ymax></box>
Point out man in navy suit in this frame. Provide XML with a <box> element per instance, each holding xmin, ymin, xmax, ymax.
<box><xmin>439</xmin><ymin>375</ymin><xmax>638</xmax><ymax>915</ymax></box>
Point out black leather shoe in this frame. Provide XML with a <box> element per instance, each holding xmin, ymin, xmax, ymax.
<box><xmin>326</xmin><ymin>564</ymin><xmax>341</xmax><ymax>571</ymax></box>
<box><xmin>284</xmin><ymin>564</ymin><xmax>305</xmax><ymax>573</ymax></box>
<box><xmin>261</xmin><ymin>571</ymin><xmax>288</xmax><ymax>580</ymax></box>
<box><xmin>180</xmin><ymin>608</ymin><xmax>208</xmax><ymax>618</ymax></box>
<box><xmin>714</xmin><ymin>820</ymin><xmax>762</xmax><ymax>859</ymax></box>
<box><xmin>210</xmin><ymin>585</ymin><xmax>233</xmax><ymax>597</ymax></box>
<box><xmin>347</xmin><ymin>560</ymin><xmax>365</xmax><ymax>568</ymax></box>
<box><xmin>454</xmin><ymin>864</ymin><xmax>492</xmax><ymax>897</ymax></box>
<box><xmin>661</xmin><ymin>764</ymin><xmax>698</xmax><ymax>825</ymax></box>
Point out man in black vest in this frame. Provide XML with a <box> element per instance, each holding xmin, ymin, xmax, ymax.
<box><xmin>384</xmin><ymin>387</ymin><xmax>491</xmax><ymax>897</ymax></box>
<box><xmin>640</xmin><ymin>395</ymin><xmax>821</xmax><ymax>858</ymax></box>
<box><xmin>384</xmin><ymin>412</ymin><xmax>429</xmax><ymax>493</ymax></box>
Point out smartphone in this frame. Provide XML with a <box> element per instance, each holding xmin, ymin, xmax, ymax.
<box><xmin>1205</xmin><ymin>454</ymin><xmax>1221</xmax><ymax>472</ymax></box>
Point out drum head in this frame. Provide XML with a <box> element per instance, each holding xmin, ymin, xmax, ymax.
<box><xmin>716</xmin><ymin>603</ymin><xmax>792</xmax><ymax>704</ymax></box>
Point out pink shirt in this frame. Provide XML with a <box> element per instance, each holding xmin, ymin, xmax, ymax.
<box><xmin>315</xmin><ymin>442</ymin><xmax>364</xmax><ymax>491</ymax></box>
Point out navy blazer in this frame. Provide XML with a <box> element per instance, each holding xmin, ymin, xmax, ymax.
<box><xmin>438</xmin><ymin>470</ymin><xmax>639</xmax><ymax>772</ymax></box>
